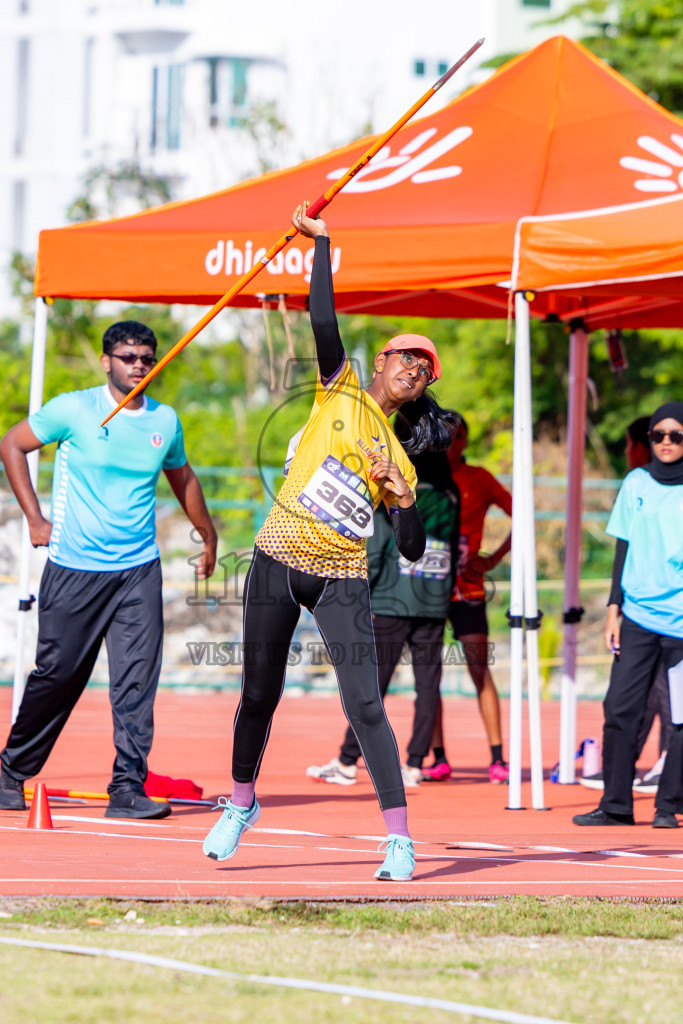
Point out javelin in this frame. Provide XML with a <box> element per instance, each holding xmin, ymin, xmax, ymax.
<box><xmin>25</xmin><ymin>786</ymin><xmax>214</xmax><ymax>806</ymax></box>
<box><xmin>101</xmin><ymin>37</ymin><xmax>484</xmax><ymax>426</ymax></box>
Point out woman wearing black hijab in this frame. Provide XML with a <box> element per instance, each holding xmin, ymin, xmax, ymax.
<box><xmin>574</xmin><ymin>402</ymin><xmax>683</xmax><ymax>829</ymax></box>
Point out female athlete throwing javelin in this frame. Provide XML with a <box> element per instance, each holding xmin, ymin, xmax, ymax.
<box><xmin>203</xmin><ymin>202</ymin><xmax>449</xmax><ymax>880</ymax></box>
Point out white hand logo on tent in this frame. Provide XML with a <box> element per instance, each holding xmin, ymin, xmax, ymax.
<box><xmin>620</xmin><ymin>134</ymin><xmax>683</xmax><ymax>192</ymax></box>
<box><xmin>326</xmin><ymin>126</ymin><xmax>473</xmax><ymax>192</ymax></box>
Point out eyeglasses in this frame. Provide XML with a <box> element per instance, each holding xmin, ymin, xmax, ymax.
<box><xmin>384</xmin><ymin>349</ymin><xmax>435</xmax><ymax>385</ymax></box>
<box><xmin>110</xmin><ymin>352</ymin><xmax>157</xmax><ymax>368</ymax></box>
<box><xmin>649</xmin><ymin>429</ymin><xmax>683</xmax><ymax>445</ymax></box>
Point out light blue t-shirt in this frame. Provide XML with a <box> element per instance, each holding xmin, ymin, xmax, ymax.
<box><xmin>29</xmin><ymin>386</ymin><xmax>187</xmax><ymax>571</ymax></box>
<box><xmin>607</xmin><ymin>467</ymin><xmax>683</xmax><ymax>638</ymax></box>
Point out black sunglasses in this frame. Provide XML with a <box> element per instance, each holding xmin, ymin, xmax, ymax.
<box><xmin>649</xmin><ymin>429</ymin><xmax>683</xmax><ymax>445</ymax></box>
<box><xmin>110</xmin><ymin>352</ymin><xmax>157</xmax><ymax>368</ymax></box>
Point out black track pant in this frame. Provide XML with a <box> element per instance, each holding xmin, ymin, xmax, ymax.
<box><xmin>599</xmin><ymin>615</ymin><xmax>683</xmax><ymax>816</ymax></box>
<box><xmin>635</xmin><ymin>661</ymin><xmax>673</xmax><ymax>758</ymax></box>
<box><xmin>338</xmin><ymin>615</ymin><xmax>445</xmax><ymax>769</ymax></box>
<box><xmin>232</xmin><ymin>548</ymin><xmax>406</xmax><ymax>810</ymax></box>
<box><xmin>1</xmin><ymin>559</ymin><xmax>163</xmax><ymax>794</ymax></box>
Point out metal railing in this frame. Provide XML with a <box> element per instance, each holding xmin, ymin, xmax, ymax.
<box><xmin>0</xmin><ymin>465</ymin><xmax>621</xmax><ymax>533</ymax></box>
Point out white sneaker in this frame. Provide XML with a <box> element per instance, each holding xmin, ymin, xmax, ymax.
<box><xmin>306</xmin><ymin>757</ymin><xmax>357</xmax><ymax>786</ymax></box>
<box><xmin>579</xmin><ymin>772</ymin><xmax>604</xmax><ymax>790</ymax></box>
<box><xmin>633</xmin><ymin>753</ymin><xmax>666</xmax><ymax>793</ymax></box>
<box><xmin>401</xmin><ymin>764</ymin><xmax>422</xmax><ymax>788</ymax></box>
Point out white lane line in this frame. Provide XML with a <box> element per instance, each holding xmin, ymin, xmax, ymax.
<box><xmin>1</xmin><ymin>815</ymin><xmax>326</xmax><ymax>837</ymax></box>
<box><xmin>0</xmin><ymin>826</ymin><xmax>303</xmax><ymax>848</ymax></box>
<box><xmin>591</xmin><ymin>849</ymin><xmax>651</xmax><ymax>858</ymax></box>
<box><xmin>27</xmin><ymin>818</ymin><xmax>394</xmax><ymax>843</ymax></box>
<box><xmin>0</xmin><ymin>936</ymin><xmax>574</xmax><ymax>1024</ymax></box>
<box><xmin>0</xmin><ymin>826</ymin><xmax>199</xmax><ymax>843</ymax></box>
<box><xmin>3</xmin><ymin>824</ymin><xmax>682</xmax><ymax>874</ymax></box>
<box><xmin>441</xmin><ymin>853</ymin><xmax>683</xmax><ymax>875</ymax></box>
<box><xmin>22</xmin><ymin>819</ymin><xmax>683</xmax><ymax>861</ymax></box>
<box><xmin>49</xmin><ymin>815</ymin><xmax>174</xmax><ymax>828</ymax></box>
<box><xmin>350</xmin><ymin>833</ymin><xmax>395</xmax><ymax>841</ymax></box>
<box><xmin>447</xmin><ymin>843</ymin><xmax>515</xmax><ymax>852</ymax></box>
<box><xmin>257</xmin><ymin>827</ymin><xmax>329</xmax><ymax>837</ymax></box>
<box><xmin>0</xmin><ymin>878</ymin><xmax>679</xmax><ymax>889</ymax></box>
<box><xmin>317</xmin><ymin>846</ymin><xmax>378</xmax><ymax>855</ymax></box>
<box><xmin>527</xmin><ymin>846</ymin><xmax>581</xmax><ymax>853</ymax></box>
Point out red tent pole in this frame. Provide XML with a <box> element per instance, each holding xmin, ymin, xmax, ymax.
<box><xmin>101</xmin><ymin>38</ymin><xmax>484</xmax><ymax>426</ymax></box>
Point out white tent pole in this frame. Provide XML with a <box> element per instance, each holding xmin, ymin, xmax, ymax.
<box><xmin>11</xmin><ymin>298</ymin><xmax>48</xmax><ymax>724</ymax></box>
<box><xmin>558</xmin><ymin>320</ymin><xmax>589</xmax><ymax>783</ymax></box>
<box><xmin>515</xmin><ymin>293</ymin><xmax>546</xmax><ymax>810</ymax></box>
<box><xmin>507</xmin><ymin>294</ymin><xmax>528</xmax><ymax>810</ymax></box>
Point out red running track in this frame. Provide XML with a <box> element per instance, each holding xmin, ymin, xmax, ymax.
<box><xmin>1</xmin><ymin>689</ymin><xmax>681</xmax><ymax>899</ymax></box>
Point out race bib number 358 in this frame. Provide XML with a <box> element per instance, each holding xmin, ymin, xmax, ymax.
<box><xmin>298</xmin><ymin>456</ymin><xmax>374</xmax><ymax>540</ymax></box>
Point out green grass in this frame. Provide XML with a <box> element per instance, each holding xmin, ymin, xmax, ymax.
<box><xmin>2</xmin><ymin>899</ymin><xmax>683</xmax><ymax>1023</ymax></box>
<box><xmin>4</xmin><ymin>896</ymin><xmax>683</xmax><ymax>938</ymax></box>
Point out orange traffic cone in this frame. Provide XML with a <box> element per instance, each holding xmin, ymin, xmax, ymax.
<box><xmin>26</xmin><ymin>782</ymin><xmax>53</xmax><ymax>830</ymax></box>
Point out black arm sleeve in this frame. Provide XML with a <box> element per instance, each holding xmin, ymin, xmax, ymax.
<box><xmin>389</xmin><ymin>502</ymin><xmax>426</xmax><ymax>563</ymax></box>
<box><xmin>608</xmin><ymin>537</ymin><xmax>628</xmax><ymax>607</ymax></box>
<box><xmin>309</xmin><ymin>235</ymin><xmax>345</xmax><ymax>380</ymax></box>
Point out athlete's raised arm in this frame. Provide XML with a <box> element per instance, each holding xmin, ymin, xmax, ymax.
<box><xmin>294</xmin><ymin>202</ymin><xmax>344</xmax><ymax>382</ymax></box>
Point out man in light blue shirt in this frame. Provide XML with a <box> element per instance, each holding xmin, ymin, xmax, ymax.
<box><xmin>0</xmin><ymin>321</ymin><xmax>217</xmax><ymax>819</ymax></box>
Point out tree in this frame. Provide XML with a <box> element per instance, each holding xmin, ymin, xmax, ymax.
<box><xmin>242</xmin><ymin>100</ymin><xmax>289</xmax><ymax>175</ymax></box>
<box><xmin>550</xmin><ymin>0</ymin><xmax>683</xmax><ymax>114</ymax></box>
<box><xmin>66</xmin><ymin>161</ymin><xmax>172</xmax><ymax>223</ymax></box>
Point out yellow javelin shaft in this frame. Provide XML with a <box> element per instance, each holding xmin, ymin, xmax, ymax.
<box><xmin>101</xmin><ymin>37</ymin><xmax>484</xmax><ymax>427</ymax></box>
<box><xmin>25</xmin><ymin>786</ymin><xmax>166</xmax><ymax>803</ymax></box>
<box><xmin>25</xmin><ymin>786</ymin><xmax>212</xmax><ymax>805</ymax></box>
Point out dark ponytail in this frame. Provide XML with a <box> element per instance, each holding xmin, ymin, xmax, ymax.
<box><xmin>393</xmin><ymin>394</ymin><xmax>456</xmax><ymax>455</ymax></box>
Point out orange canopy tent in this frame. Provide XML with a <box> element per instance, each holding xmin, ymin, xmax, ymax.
<box><xmin>509</xmin><ymin>191</ymin><xmax>683</xmax><ymax>788</ymax></box>
<box><xmin>34</xmin><ymin>35</ymin><xmax>683</xmax><ymax>329</ymax></box>
<box><xmin>25</xmin><ymin>36</ymin><xmax>683</xmax><ymax>800</ymax></box>
<box><xmin>513</xmin><ymin>192</ymin><xmax>683</xmax><ymax>308</ymax></box>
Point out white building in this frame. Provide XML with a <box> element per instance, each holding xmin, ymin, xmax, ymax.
<box><xmin>0</xmin><ymin>0</ymin><xmax>582</xmax><ymax>316</ymax></box>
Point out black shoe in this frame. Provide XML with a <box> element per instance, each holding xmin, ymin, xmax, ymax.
<box><xmin>105</xmin><ymin>790</ymin><xmax>171</xmax><ymax>819</ymax></box>
<box><xmin>0</xmin><ymin>766</ymin><xmax>27</xmax><ymax>810</ymax></box>
<box><xmin>652</xmin><ymin>810</ymin><xmax>679</xmax><ymax>829</ymax></box>
<box><xmin>572</xmin><ymin>807</ymin><xmax>635</xmax><ymax>826</ymax></box>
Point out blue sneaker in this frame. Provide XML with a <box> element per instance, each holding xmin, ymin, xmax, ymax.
<box><xmin>374</xmin><ymin>834</ymin><xmax>415</xmax><ymax>881</ymax></box>
<box><xmin>203</xmin><ymin>796</ymin><xmax>260</xmax><ymax>862</ymax></box>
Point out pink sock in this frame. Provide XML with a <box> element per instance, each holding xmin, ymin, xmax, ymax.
<box><xmin>382</xmin><ymin>805</ymin><xmax>410</xmax><ymax>838</ymax></box>
<box><xmin>231</xmin><ymin>781</ymin><xmax>255</xmax><ymax>809</ymax></box>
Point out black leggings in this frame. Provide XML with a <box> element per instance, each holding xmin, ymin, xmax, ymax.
<box><xmin>338</xmin><ymin>615</ymin><xmax>445</xmax><ymax>769</ymax></box>
<box><xmin>232</xmin><ymin>547</ymin><xmax>406</xmax><ymax>809</ymax></box>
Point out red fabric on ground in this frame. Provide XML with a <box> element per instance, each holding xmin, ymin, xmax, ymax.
<box><xmin>144</xmin><ymin>770</ymin><xmax>203</xmax><ymax>799</ymax></box>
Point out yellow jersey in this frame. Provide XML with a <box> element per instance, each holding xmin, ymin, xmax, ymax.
<box><xmin>255</xmin><ymin>358</ymin><xmax>417</xmax><ymax>579</ymax></box>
